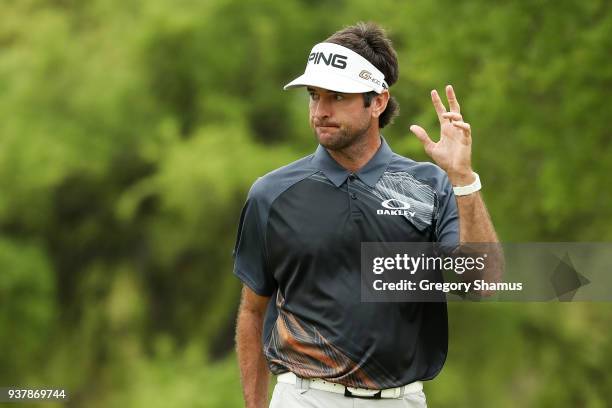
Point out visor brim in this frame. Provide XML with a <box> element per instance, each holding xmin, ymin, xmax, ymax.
<box><xmin>283</xmin><ymin>72</ymin><xmax>374</xmax><ymax>93</ymax></box>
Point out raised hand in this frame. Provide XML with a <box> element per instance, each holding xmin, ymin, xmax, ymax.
<box><xmin>409</xmin><ymin>85</ymin><xmax>474</xmax><ymax>185</ymax></box>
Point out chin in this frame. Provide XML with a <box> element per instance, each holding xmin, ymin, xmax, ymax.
<box><xmin>316</xmin><ymin>132</ymin><xmax>337</xmax><ymax>146</ymax></box>
<box><xmin>316</xmin><ymin>129</ymin><xmax>350</xmax><ymax>151</ymax></box>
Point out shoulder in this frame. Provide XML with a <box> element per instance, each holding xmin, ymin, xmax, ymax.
<box><xmin>248</xmin><ymin>154</ymin><xmax>318</xmax><ymax>206</ymax></box>
<box><xmin>387</xmin><ymin>153</ymin><xmax>452</xmax><ymax>193</ymax></box>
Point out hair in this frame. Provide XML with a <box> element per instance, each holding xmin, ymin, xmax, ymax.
<box><xmin>325</xmin><ymin>22</ymin><xmax>400</xmax><ymax>128</ymax></box>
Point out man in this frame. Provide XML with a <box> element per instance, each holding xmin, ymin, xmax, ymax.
<box><xmin>233</xmin><ymin>22</ymin><xmax>498</xmax><ymax>408</ymax></box>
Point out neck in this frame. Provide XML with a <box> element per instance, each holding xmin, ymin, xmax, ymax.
<box><xmin>327</xmin><ymin>130</ymin><xmax>381</xmax><ymax>174</ymax></box>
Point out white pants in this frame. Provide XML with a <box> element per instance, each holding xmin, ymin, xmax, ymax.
<box><xmin>269</xmin><ymin>382</ymin><xmax>428</xmax><ymax>408</ymax></box>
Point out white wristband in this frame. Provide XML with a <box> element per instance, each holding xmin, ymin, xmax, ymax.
<box><xmin>452</xmin><ymin>172</ymin><xmax>481</xmax><ymax>196</ymax></box>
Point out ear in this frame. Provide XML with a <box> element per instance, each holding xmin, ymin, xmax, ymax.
<box><xmin>372</xmin><ymin>91</ymin><xmax>390</xmax><ymax>119</ymax></box>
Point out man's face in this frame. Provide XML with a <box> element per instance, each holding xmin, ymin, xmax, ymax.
<box><xmin>307</xmin><ymin>86</ymin><xmax>373</xmax><ymax>151</ymax></box>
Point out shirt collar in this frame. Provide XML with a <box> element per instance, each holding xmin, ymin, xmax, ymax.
<box><xmin>311</xmin><ymin>136</ymin><xmax>394</xmax><ymax>188</ymax></box>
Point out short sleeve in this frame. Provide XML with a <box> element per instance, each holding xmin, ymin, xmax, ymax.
<box><xmin>435</xmin><ymin>174</ymin><xmax>460</xmax><ymax>247</ymax></box>
<box><xmin>232</xmin><ymin>182</ymin><xmax>277</xmax><ymax>296</ymax></box>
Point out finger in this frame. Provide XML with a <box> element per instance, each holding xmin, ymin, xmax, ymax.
<box><xmin>446</xmin><ymin>85</ymin><xmax>461</xmax><ymax>113</ymax></box>
<box><xmin>442</xmin><ymin>112</ymin><xmax>463</xmax><ymax>121</ymax></box>
<box><xmin>430</xmin><ymin>90</ymin><xmax>447</xmax><ymax>124</ymax></box>
<box><xmin>410</xmin><ymin>124</ymin><xmax>436</xmax><ymax>155</ymax></box>
<box><xmin>452</xmin><ymin>121</ymin><xmax>471</xmax><ymax>134</ymax></box>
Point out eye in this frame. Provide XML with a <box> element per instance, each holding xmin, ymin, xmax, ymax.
<box><xmin>308</xmin><ymin>92</ymin><xmax>319</xmax><ymax>101</ymax></box>
<box><xmin>334</xmin><ymin>93</ymin><xmax>344</xmax><ymax>101</ymax></box>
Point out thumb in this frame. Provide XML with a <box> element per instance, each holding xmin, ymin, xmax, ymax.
<box><xmin>409</xmin><ymin>125</ymin><xmax>435</xmax><ymax>156</ymax></box>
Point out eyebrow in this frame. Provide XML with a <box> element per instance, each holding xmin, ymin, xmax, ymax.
<box><xmin>306</xmin><ymin>87</ymin><xmax>344</xmax><ymax>95</ymax></box>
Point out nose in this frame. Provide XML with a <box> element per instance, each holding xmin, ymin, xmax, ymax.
<box><xmin>312</xmin><ymin>96</ymin><xmax>332</xmax><ymax>120</ymax></box>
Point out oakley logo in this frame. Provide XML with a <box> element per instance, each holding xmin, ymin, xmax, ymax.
<box><xmin>378</xmin><ymin>199</ymin><xmax>416</xmax><ymax>217</ymax></box>
<box><xmin>382</xmin><ymin>199</ymin><xmax>411</xmax><ymax>209</ymax></box>
<box><xmin>308</xmin><ymin>52</ymin><xmax>348</xmax><ymax>69</ymax></box>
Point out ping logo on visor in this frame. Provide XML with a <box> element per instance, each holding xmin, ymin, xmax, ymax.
<box><xmin>284</xmin><ymin>42</ymin><xmax>388</xmax><ymax>94</ymax></box>
<box><xmin>307</xmin><ymin>51</ymin><xmax>348</xmax><ymax>69</ymax></box>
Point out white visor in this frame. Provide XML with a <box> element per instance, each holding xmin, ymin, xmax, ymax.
<box><xmin>283</xmin><ymin>42</ymin><xmax>388</xmax><ymax>94</ymax></box>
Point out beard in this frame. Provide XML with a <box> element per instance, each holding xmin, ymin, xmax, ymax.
<box><xmin>313</xmin><ymin>117</ymin><xmax>372</xmax><ymax>151</ymax></box>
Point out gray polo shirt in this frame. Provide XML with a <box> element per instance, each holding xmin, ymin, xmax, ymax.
<box><xmin>233</xmin><ymin>136</ymin><xmax>459</xmax><ymax>389</ymax></box>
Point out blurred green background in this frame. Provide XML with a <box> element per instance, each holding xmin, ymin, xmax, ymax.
<box><xmin>1</xmin><ymin>0</ymin><xmax>611</xmax><ymax>407</ymax></box>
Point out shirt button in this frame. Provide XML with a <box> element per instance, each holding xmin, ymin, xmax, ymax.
<box><xmin>351</xmin><ymin>193</ymin><xmax>357</xmax><ymax>200</ymax></box>
<box><xmin>349</xmin><ymin>174</ymin><xmax>356</xmax><ymax>181</ymax></box>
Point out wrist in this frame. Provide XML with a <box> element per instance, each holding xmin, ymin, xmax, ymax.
<box><xmin>448</xmin><ymin>169</ymin><xmax>475</xmax><ymax>186</ymax></box>
<box><xmin>452</xmin><ymin>171</ymin><xmax>481</xmax><ymax>196</ymax></box>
